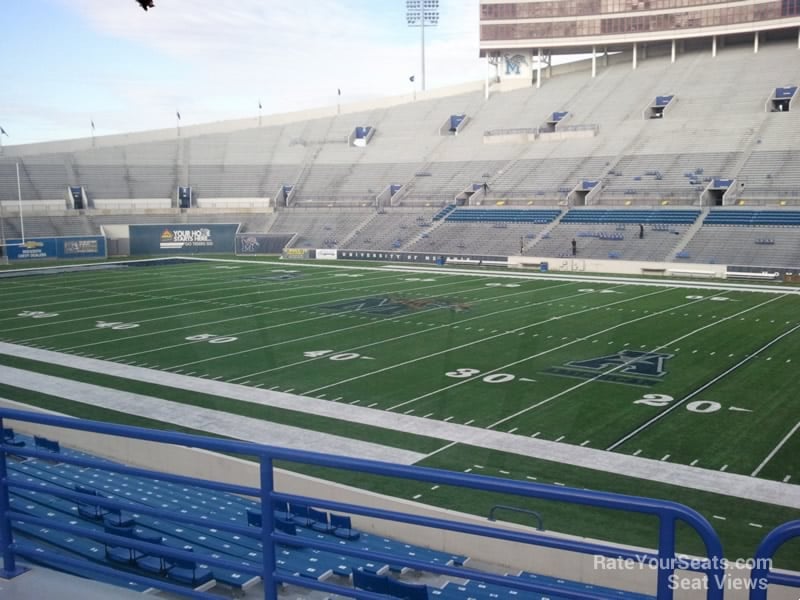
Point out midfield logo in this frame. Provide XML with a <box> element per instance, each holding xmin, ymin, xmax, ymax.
<box><xmin>546</xmin><ymin>350</ymin><xmax>673</xmax><ymax>387</ymax></box>
<box><xmin>322</xmin><ymin>296</ymin><xmax>470</xmax><ymax>317</ymax></box>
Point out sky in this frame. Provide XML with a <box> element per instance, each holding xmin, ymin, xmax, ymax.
<box><xmin>1</xmin><ymin>0</ymin><xmax>485</xmax><ymax>146</ymax></box>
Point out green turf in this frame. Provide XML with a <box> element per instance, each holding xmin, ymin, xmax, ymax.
<box><xmin>0</xmin><ymin>257</ymin><xmax>798</xmax><ymax>569</ymax></box>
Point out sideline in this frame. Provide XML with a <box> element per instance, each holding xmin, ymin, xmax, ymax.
<box><xmin>0</xmin><ymin>342</ymin><xmax>797</xmax><ymax>510</ymax></box>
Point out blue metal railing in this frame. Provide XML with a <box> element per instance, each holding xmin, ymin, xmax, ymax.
<box><xmin>0</xmin><ymin>407</ymin><xmax>729</xmax><ymax>600</ymax></box>
<box><xmin>749</xmin><ymin>520</ymin><xmax>800</xmax><ymax>600</ymax></box>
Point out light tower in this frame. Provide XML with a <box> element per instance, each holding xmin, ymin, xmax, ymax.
<box><xmin>406</xmin><ymin>0</ymin><xmax>439</xmax><ymax>92</ymax></box>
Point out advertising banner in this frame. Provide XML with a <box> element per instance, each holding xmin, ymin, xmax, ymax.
<box><xmin>315</xmin><ymin>249</ymin><xmax>338</xmax><ymax>260</ymax></box>
<box><xmin>6</xmin><ymin>236</ymin><xmax>107</xmax><ymax>260</ymax></box>
<box><xmin>129</xmin><ymin>224</ymin><xmax>239</xmax><ymax>255</ymax></box>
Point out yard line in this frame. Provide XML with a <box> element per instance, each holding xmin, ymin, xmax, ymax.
<box><xmin>223</xmin><ymin>282</ymin><xmax>584</xmax><ymax>380</ymax></box>
<box><xmin>309</xmin><ymin>286</ymin><xmax>665</xmax><ymax>398</ymax></box>
<box><xmin>555</xmin><ymin>435</ymin><xmax>565</xmax><ymax>442</ymax></box>
<box><xmin>26</xmin><ymin>272</ymin><xmax>462</xmax><ymax>348</ymax></box>
<box><xmin>750</xmin><ymin>420</ymin><xmax>800</xmax><ymax>477</ymax></box>
<box><xmin>104</xmin><ymin>276</ymin><xmax>486</xmax><ymax>360</ymax></box>
<box><xmin>607</xmin><ymin>315</ymin><xmax>798</xmax><ymax>452</ymax></box>
<box><xmin>487</xmin><ymin>293</ymin><xmax>784</xmax><ymax>434</ymax></box>
<box><xmin>690</xmin><ymin>459</ymin><xmax>699</xmax><ymax>466</ymax></box>
<box><xmin>661</xmin><ymin>454</ymin><xmax>671</xmax><ymax>461</ymax></box>
<box><xmin>632</xmin><ymin>449</ymin><xmax>642</xmax><ymax>456</ymax></box>
<box><xmin>180</xmin><ymin>282</ymin><xmax>565</xmax><ymax>374</ymax></box>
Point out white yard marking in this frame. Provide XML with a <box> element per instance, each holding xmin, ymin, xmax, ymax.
<box><xmin>404</xmin><ymin>409</ymin><xmax>415</xmax><ymax>415</ymax></box>
<box><xmin>464</xmin><ymin>419</ymin><xmax>474</xmax><ymax>425</ymax></box>
<box><xmin>748</xmin><ymin>523</ymin><xmax>763</xmax><ymax>528</ymax></box>
<box><xmin>580</xmin><ymin>440</ymin><xmax>591</xmax><ymax>447</ymax></box>
<box><xmin>783</xmin><ymin>475</ymin><xmax>792</xmax><ymax>483</ymax></box>
<box><xmin>412</xmin><ymin>494</ymin><xmax>422</xmax><ymax>500</ymax></box>
<box><xmin>555</xmin><ymin>435</ymin><xmax>565</xmax><ymax>442</ymax></box>
<box><xmin>531</xmin><ymin>432</ymin><xmax>540</xmax><ymax>438</ymax></box>
<box><xmin>525</xmin><ymin>476</ymin><xmax>537</xmax><ymax>481</ymax></box>
<box><xmin>729</xmin><ymin>406</ymin><xmax>752</xmax><ymax>413</ymax></box>
<box><xmin>661</xmin><ymin>454</ymin><xmax>671</xmax><ymax>461</ymax></box>
<box><xmin>508</xmin><ymin>428</ymin><xmax>518</xmax><ymax>434</ymax></box>
<box><xmin>307</xmin><ymin>286</ymin><xmax>656</xmax><ymax>399</ymax></box>
<box><xmin>499</xmin><ymin>470</ymin><xmax>510</xmax><ymax>475</ymax></box>
<box><xmin>720</xmin><ymin>465</ymin><xmax>728</xmax><ymax>472</ymax></box>
<box><xmin>367</xmin><ymin>403</ymin><xmax>378</xmax><ymax>408</ymax></box>
<box><xmin>713</xmin><ymin>515</ymin><xmax>726</xmax><ymax>521</ymax></box>
<box><xmin>607</xmin><ymin>313</ymin><xmax>797</xmax><ymax>451</ymax></box>
<box><xmin>690</xmin><ymin>459</ymin><xmax>699</xmax><ymax>466</ymax></box>
<box><xmin>443</xmin><ymin>416</ymin><xmax>453</xmax><ymax>422</ymax></box>
<box><xmin>633</xmin><ymin>449</ymin><xmax>642</xmax><ymax>456</ymax></box>
<box><xmin>430</xmin><ymin>485</ymin><xmax>439</xmax><ymax>491</ymax></box>
<box><xmin>423</xmin><ymin>412</ymin><xmax>434</xmax><ymax>418</ymax></box>
<box><xmin>751</xmin><ymin>421</ymin><xmax>800</xmax><ymax>477</ymax></box>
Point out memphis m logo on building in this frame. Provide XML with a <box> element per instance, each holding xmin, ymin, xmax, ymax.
<box><xmin>159</xmin><ymin>228</ymin><xmax>214</xmax><ymax>249</ymax></box>
<box><xmin>323</xmin><ymin>296</ymin><xmax>470</xmax><ymax>317</ymax></box>
<box><xmin>547</xmin><ymin>350</ymin><xmax>673</xmax><ymax>387</ymax></box>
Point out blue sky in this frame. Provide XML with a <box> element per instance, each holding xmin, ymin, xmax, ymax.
<box><xmin>1</xmin><ymin>0</ymin><xmax>484</xmax><ymax>145</ymax></box>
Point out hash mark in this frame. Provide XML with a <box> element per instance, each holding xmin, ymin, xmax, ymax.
<box><xmin>633</xmin><ymin>449</ymin><xmax>642</xmax><ymax>456</ymax></box>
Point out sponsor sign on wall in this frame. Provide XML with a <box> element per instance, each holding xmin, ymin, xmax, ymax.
<box><xmin>315</xmin><ymin>249</ymin><xmax>338</xmax><ymax>260</ymax></box>
<box><xmin>6</xmin><ymin>236</ymin><xmax>107</xmax><ymax>260</ymax></box>
<box><xmin>129</xmin><ymin>224</ymin><xmax>238</xmax><ymax>255</ymax></box>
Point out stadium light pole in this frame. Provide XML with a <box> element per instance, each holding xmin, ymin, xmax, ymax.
<box><xmin>406</xmin><ymin>0</ymin><xmax>439</xmax><ymax>92</ymax></box>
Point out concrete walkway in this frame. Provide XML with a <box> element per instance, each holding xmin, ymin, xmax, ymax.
<box><xmin>1</xmin><ymin>342</ymin><xmax>797</xmax><ymax>509</ymax></box>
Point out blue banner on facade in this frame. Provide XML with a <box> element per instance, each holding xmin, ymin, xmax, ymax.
<box><xmin>6</xmin><ymin>236</ymin><xmax>107</xmax><ymax>260</ymax></box>
<box><xmin>129</xmin><ymin>224</ymin><xmax>239</xmax><ymax>255</ymax></box>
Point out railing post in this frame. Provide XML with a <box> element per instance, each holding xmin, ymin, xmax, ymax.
<box><xmin>260</xmin><ymin>455</ymin><xmax>278</xmax><ymax>600</ymax></box>
<box><xmin>0</xmin><ymin>418</ymin><xmax>26</xmax><ymax>578</ymax></box>
<box><xmin>656</xmin><ymin>514</ymin><xmax>676</xmax><ymax>600</ymax></box>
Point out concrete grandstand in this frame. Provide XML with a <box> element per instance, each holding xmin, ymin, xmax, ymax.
<box><xmin>1</xmin><ymin>37</ymin><xmax>800</xmax><ymax>273</ymax></box>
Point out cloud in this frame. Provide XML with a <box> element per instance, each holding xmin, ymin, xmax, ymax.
<box><xmin>10</xmin><ymin>0</ymin><xmax>483</xmax><ymax>143</ymax></box>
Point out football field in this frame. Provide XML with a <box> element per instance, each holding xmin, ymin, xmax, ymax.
<box><xmin>0</xmin><ymin>257</ymin><xmax>798</xmax><ymax>562</ymax></box>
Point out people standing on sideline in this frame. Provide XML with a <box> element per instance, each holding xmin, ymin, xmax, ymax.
<box><xmin>571</xmin><ymin>238</ymin><xmax>577</xmax><ymax>256</ymax></box>
<box><xmin>639</xmin><ymin>223</ymin><xmax>644</xmax><ymax>239</ymax></box>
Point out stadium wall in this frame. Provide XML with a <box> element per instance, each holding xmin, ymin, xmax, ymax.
<box><xmin>5</xmin><ymin>399</ymin><xmax>800</xmax><ymax>599</ymax></box>
<box><xmin>509</xmin><ymin>256</ymin><xmax>729</xmax><ymax>278</ymax></box>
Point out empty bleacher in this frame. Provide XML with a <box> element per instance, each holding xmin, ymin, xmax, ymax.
<box><xmin>677</xmin><ymin>209</ymin><xmax>800</xmax><ymax>267</ymax></box>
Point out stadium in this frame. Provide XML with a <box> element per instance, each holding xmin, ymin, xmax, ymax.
<box><xmin>0</xmin><ymin>1</ymin><xmax>799</xmax><ymax>599</ymax></box>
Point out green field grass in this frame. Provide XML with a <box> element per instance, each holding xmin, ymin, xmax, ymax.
<box><xmin>0</xmin><ymin>257</ymin><xmax>798</xmax><ymax>567</ymax></box>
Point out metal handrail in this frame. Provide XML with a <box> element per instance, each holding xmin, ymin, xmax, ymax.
<box><xmin>0</xmin><ymin>407</ymin><xmax>729</xmax><ymax>600</ymax></box>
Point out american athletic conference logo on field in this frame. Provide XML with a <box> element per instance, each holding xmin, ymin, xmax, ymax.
<box><xmin>322</xmin><ymin>296</ymin><xmax>471</xmax><ymax>317</ymax></box>
<box><xmin>546</xmin><ymin>350</ymin><xmax>673</xmax><ymax>387</ymax></box>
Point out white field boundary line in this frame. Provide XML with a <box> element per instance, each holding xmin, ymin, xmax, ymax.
<box><xmin>484</xmin><ymin>294</ymin><xmax>787</xmax><ymax>433</ymax></box>
<box><xmin>3</xmin><ymin>271</ymin><xmax>411</xmax><ymax>337</ymax></box>
<box><xmin>0</xmin><ymin>267</ymin><xmax>383</xmax><ymax>326</ymax></box>
<box><xmin>0</xmin><ymin>259</ymin><xmax>273</xmax><ymax>300</ymax></box>
<box><xmin>7</xmin><ymin>254</ymin><xmax>800</xmax><ymax>296</ymax></box>
<box><xmin>1</xmin><ymin>341</ymin><xmax>797</xmax><ymax>509</ymax></box>
<box><xmin>751</xmin><ymin>421</ymin><xmax>800</xmax><ymax>477</ymax></box>
<box><xmin>18</xmin><ymin>273</ymin><xmax>469</xmax><ymax>349</ymax></box>
<box><xmin>607</xmin><ymin>318</ymin><xmax>800</xmax><ymax>451</ymax></box>
<box><xmin>306</xmin><ymin>286</ymin><xmax>673</xmax><ymax>398</ymax></box>
<box><xmin>222</xmin><ymin>283</ymin><xmax>602</xmax><ymax>380</ymax></box>
<box><xmin>0</xmin><ymin>378</ymin><xmax>425</xmax><ymax>466</ymax></box>
<box><xmin>170</xmin><ymin>283</ymin><xmax>583</xmax><ymax>373</ymax></box>
<box><xmin>383</xmin><ymin>265</ymin><xmax>800</xmax><ymax>295</ymax></box>
<box><xmin>105</xmin><ymin>276</ymin><xmax>547</xmax><ymax>361</ymax></box>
